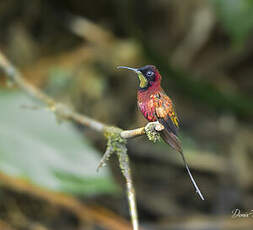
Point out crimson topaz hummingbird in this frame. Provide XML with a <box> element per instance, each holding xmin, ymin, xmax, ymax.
<box><xmin>118</xmin><ymin>65</ymin><xmax>204</xmax><ymax>200</ymax></box>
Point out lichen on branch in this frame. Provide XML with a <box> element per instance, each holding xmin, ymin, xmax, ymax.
<box><xmin>144</xmin><ymin>121</ymin><xmax>163</xmax><ymax>143</ymax></box>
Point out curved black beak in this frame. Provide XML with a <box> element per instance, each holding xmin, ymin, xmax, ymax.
<box><xmin>117</xmin><ymin>66</ymin><xmax>140</xmax><ymax>74</ymax></box>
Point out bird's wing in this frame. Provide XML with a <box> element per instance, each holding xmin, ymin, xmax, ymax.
<box><xmin>152</xmin><ymin>92</ymin><xmax>182</xmax><ymax>152</ymax></box>
<box><xmin>152</xmin><ymin>93</ymin><xmax>179</xmax><ymax>136</ymax></box>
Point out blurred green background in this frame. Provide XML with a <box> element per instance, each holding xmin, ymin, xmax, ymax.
<box><xmin>0</xmin><ymin>0</ymin><xmax>253</xmax><ymax>229</ymax></box>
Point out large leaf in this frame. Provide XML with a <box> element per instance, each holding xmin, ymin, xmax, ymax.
<box><xmin>0</xmin><ymin>90</ymin><xmax>118</xmax><ymax>195</ymax></box>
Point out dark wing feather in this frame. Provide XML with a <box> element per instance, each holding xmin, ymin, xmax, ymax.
<box><xmin>158</xmin><ymin>116</ymin><xmax>178</xmax><ymax>136</ymax></box>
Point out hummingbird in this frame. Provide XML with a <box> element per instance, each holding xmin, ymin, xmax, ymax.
<box><xmin>117</xmin><ymin>65</ymin><xmax>204</xmax><ymax>200</ymax></box>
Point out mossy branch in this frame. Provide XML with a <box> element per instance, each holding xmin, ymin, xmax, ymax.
<box><xmin>97</xmin><ymin>127</ymin><xmax>138</xmax><ymax>230</ymax></box>
<box><xmin>0</xmin><ymin>51</ymin><xmax>164</xmax><ymax>230</ymax></box>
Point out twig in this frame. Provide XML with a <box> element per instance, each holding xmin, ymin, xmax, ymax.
<box><xmin>0</xmin><ymin>51</ymin><xmax>164</xmax><ymax>230</ymax></box>
<box><xmin>117</xmin><ymin>150</ymin><xmax>138</xmax><ymax>230</ymax></box>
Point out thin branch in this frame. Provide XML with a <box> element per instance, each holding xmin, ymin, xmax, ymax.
<box><xmin>96</xmin><ymin>142</ymin><xmax>113</xmax><ymax>172</ymax></box>
<box><xmin>117</xmin><ymin>150</ymin><xmax>138</xmax><ymax>230</ymax></box>
<box><xmin>121</xmin><ymin>127</ymin><xmax>145</xmax><ymax>139</ymax></box>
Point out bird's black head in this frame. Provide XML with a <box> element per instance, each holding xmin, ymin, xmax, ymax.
<box><xmin>117</xmin><ymin>65</ymin><xmax>161</xmax><ymax>90</ymax></box>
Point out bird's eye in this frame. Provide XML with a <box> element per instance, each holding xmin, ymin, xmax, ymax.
<box><xmin>146</xmin><ymin>71</ymin><xmax>153</xmax><ymax>77</ymax></box>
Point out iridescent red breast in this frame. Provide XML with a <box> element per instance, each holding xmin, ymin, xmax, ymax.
<box><xmin>138</xmin><ymin>90</ymin><xmax>179</xmax><ymax>126</ymax></box>
<box><xmin>138</xmin><ymin>88</ymin><xmax>159</xmax><ymax>122</ymax></box>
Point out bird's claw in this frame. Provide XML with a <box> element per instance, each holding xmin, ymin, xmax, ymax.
<box><xmin>144</xmin><ymin>122</ymin><xmax>163</xmax><ymax>143</ymax></box>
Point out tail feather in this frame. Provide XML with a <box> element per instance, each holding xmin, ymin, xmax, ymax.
<box><xmin>160</xmin><ymin>129</ymin><xmax>182</xmax><ymax>153</ymax></box>
<box><xmin>161</xmin><ymin>130</ymin><xmax>204</xmax><ymax>200</ymax></box>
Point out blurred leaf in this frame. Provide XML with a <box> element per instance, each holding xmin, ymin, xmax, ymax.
<box><xmin>212</xmin><ymin>0</ymin><xmax>253</xmax><ymax>45</ymax></box>
<box><xmin>46</xmin><ymin>67</ymin><xmax>73</xmax><ymax>95</ymax></box>
<box><xmin>0</xmin><ymin>90</ymin><xmax>118</xmax><ymax>195</ymax></box>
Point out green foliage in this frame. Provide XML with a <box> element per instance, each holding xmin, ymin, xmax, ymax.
<box><xmin>0</xmin><ymin>91</ymin><xmax>118</xmax><ymax>195</ymax></box>
<box><xmin>212</xmin><ymin>0</ymin><xmax>253</xmax><ymax>45</ymax></box>
<box><xmin>46</xmin><ymin>67</ymin><xmax>73</xmax><ymax>95</ymax></box>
